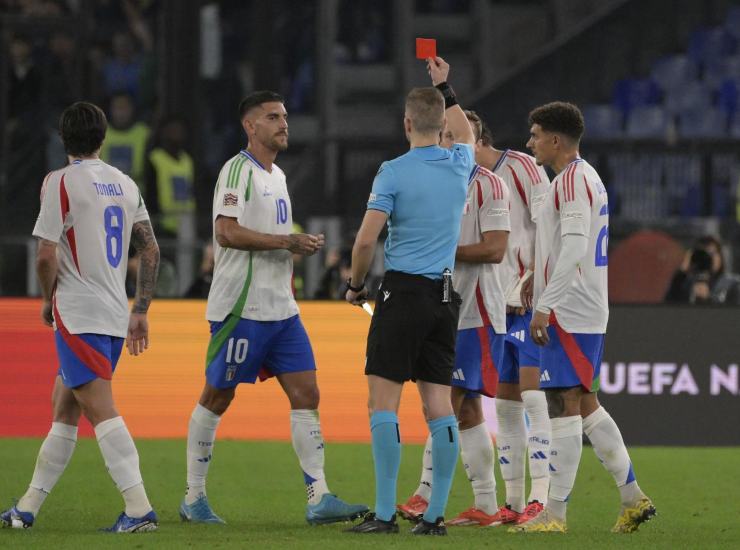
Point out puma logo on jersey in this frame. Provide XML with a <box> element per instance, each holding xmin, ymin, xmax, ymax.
<box><xmin>383</xmin><ymin>290</ymin><xmax>390</xmax><ymax>301</ymax></box>
<box><xmin>540</xmin><ymin>370</ymin><xmax>551</xmax><ymax>382</ymax></box>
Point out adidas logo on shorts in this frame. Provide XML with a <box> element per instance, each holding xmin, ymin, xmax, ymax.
<box><xmin>540</xmin><ymin>370</ymin><xmax>551</xmax><ymax>382</ymax></box>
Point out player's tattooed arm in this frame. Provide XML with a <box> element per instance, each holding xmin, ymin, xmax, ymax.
<box><xmin>130</xmin><ymin>220</ymin><xmax>160</xmax><ymax>314</ymax></box>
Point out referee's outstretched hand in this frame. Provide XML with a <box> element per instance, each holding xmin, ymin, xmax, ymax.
<box><xmin>427</xmin><ymin>56</ymin><xmax>450</xmax><ymax>86</ymax></box>
<box><xmin>288</xmin><ymin>233</ymin><xmax>325</xmax><ymax>256</ymax></box>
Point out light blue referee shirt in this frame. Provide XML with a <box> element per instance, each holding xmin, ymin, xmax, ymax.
<box><xmin>367</xmin><ymin>143</ymin><xmax>474</xmax><ymax>280</ymax></box>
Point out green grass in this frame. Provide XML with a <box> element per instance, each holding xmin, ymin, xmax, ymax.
<box><xmin>1</xmin><ymin>439</ymin><xmax>739</xmax><ymax>549</ymax></box>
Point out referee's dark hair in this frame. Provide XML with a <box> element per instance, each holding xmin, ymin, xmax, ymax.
<box><xmin>464</xmin><ymin>110</ymin><xmax>494</xmax><ymax>146</ymax></box>
<box><xmin>239</xmin><ymin>91</ymin><xmax>285</xmax><ymax>119</ymax></box>
<box><xmin>405</xmin><ymin>87</ymin><xmax>444</xmax><ymax>135</ymax></box>
<box><xmin>528</xmin><ymin>101</ymin><xmax>585</xmax><ymax>142</ymax></box>
<box><xmin>59</xmin><ymin>101</ymin><xmax>108</xmax><ymax>157</ymax></box>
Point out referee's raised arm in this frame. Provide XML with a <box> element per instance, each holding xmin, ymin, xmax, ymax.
<box><xmin>427</xmin><ymin>56</ymin><xmax>476</xmax><ymax>146</ymax></box>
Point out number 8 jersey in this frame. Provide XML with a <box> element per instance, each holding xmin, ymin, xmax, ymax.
<box><xmin>533</xmin><ymin>158</ymin><xmax>609</xmax><ymax>333</ymax></box>
<box><xmin>32</xmin><ymin>159</ymin><xmax>150</xmax><ymax>337</ymax></box>
<box><xmin>206</xmin><ymin>151</ymin><xmax>298</xmax><ymax>323</ymax></box>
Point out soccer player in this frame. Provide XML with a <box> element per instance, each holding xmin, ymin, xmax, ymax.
<box><xmin>1</xmin><ymin>102</ymin><xmax>161</xmax><ymax>533</ymax></box>
<box><xmin>513</xmin><ymin>101</ymin><xmax>655</xmax><ymax>533</ymax></box>
<box><xmin>179</xmin><ymin>91</ymin><xmax>368</xmax><ymax>526</ymax></box>
<box><xmin>397</xmin><ymin>115</ymin><xmax>512</xmax><ymax>528</ymax></box>
<box><xmin>345</xmin><ymin>57</ymin><xmax>476</xmax><ymax>536</ymax></box>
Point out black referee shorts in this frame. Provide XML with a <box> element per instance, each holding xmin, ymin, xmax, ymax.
<box><xmin>365</xmin><ymin>271</ymin><xmax>461</xmax><ymax>386</ymax></box>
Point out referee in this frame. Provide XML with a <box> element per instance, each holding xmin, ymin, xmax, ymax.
<box><xmin>346</xmin><ymin>57</ymin><xmax>476</xmax><ymax>536</ymax></box>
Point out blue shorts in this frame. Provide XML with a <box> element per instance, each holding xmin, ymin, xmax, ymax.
<box><xmin>538</xmin><ymin>314</ymin><xmax>604</xmax><ymax>392</ymax></box>
<box><xmin>452</xmin><ymin>326</ymin><xmax>504</xmax><ymax>398</ymax></box>
<box><xmin>205</xmin><ymin>314</ymin><xmax>316</xmax><ymax>389</ymax></box>
<box><xmin>55</xmin><ymin>331</ymin><xmax>124</xmax><ymax>389</ymax></box>
<box><xmin>500</xmin><ymin>311</ymin><xmax>541</xmax><ymax>384</ymax></box>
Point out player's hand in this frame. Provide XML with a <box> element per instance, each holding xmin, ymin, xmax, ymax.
<box><xmin>427</xmin><ymin>56</ymin><xmax>450</xmax><ymax>86</ymax></box>
<box><xmin>288</xmin><ymin>233</ymin><xmax>324</xmax><ymax>256</ymax></box>
<box><xmin>520</xmin><ymin>272</ymin><xmax>534</xmax><ymax>310</ymax></box>
<box><xmin>127</xmin><ymin>312</ymin><xmax>149</xmax><ymax>356</ymax></box>
<box><xmin>530</xmin><ymin>309</ymin><xmax>550</xmax><ymax>346</ymax></box>
<box><xmin>345</xmin><ymin>287</ymin><xmax>369</xmax><ymax>306</ymax></box>
<box><xmin>41</xmin><ymin>300</ymin><xmax>53</xmax><ymax>327</ymax></box>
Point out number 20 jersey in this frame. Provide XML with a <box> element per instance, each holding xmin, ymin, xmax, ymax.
<box><xmin>32</xmin><ymin>159</ymin><xmax>150</xmax><ymax>337</ymax></box>
<box><xmin>206</xmin><ymin>151</ymin><xmax>298</xmax><ymax>323</ymax></box>
<box><xmin>534</xmin><ymin>158</ymin><xmax>609</xmax><ymax>333</ymax></box>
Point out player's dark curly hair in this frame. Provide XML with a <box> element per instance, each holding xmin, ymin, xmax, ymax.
<box><xmin>464</xmin><ymin>110</ymin><xmax>494</xmax><ymax>146</ymax></box>
<box><xmin>239</xmin><ymin>91</ymin><xmax>285</xmax><ymax>119</ymax></box>
<box><xmin>59</xmin><ymin>102</ymin><xmax>107</xmax><ymax>157</ymax></box>
<box><xmin>528</xmin><ymin>101</ymin><xmax>585</xmax><ymax>142</ymax></box>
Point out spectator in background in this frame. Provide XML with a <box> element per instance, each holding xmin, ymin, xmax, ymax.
<box><xmin>145</xmin><ymin>116</ymin><xmax>195</xmax><ymax>238</ymax></box>
<box><xmin>665</xmin><ymin>235</ymin><xmax>740</xmax><ymax>305</ymax></box>
<box><xmin>185</xmin><ymin>243</ymin><xmax>215</xmax><ymax>298</ymax></box>
<box><xmin>100</xmin><ymin>92</ymin><xmax>151</xmax><ymax>188</ymax></box>
<box><xmin>315</xmin><ymin>248</ymin><xmax>352</xmax><ymax>299</ymax></box>
<box><xmin>8</xmin><ymin>35</ymin><xmax>42</xmax><ymax>124</ymax></box>
<box><xmin>102</xmin><ymin>32</ymin><xmax>143</xmax><ymax>101</ymax></box>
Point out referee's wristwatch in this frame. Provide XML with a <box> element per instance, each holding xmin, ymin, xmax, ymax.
<box><xmin>346</xmin><ymin>278</ymin><xmax>365</xmax><ymax>292</ymax></box>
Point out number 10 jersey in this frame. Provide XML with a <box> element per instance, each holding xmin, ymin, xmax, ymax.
<box><xmin>207</xmin><ymin>151</ymin><xmax>299</xmax><ymax>323</ymax></box>
<box><xmin>533</xmin><ymin>158</ymin><xmax>609</xmax><ymax>333</ymax></box>
<box><xmin>33</xmin><ymin>159</ymin><xmax>150</xmax><ymax>337</ymax></box>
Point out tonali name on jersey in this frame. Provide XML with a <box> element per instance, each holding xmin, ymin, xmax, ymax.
<box><xmin>207</xmin><ymin>150</ymin><xmax>299</xmax><ymax>323</ymax></box>
<box><xmin>32</xmin><ymin>159</ymin><xmax>150</xmax><ymax>337</ymax></box>
<box><xmin>454</xmin><ymin>164</ymin><xmax>511</xmax><ymax>333</ymax></box>
<box><xmin>491</xmin><ymin>150</ymin><xmax>550</xmax><ymax>306</ymax></box>
<box><xmin>534</xmin><ymin>158</ymin><xmax>609</xmax><ymax>333</ymax></box>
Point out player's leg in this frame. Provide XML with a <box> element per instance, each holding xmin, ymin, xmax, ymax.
<box><xmin>2</xmin><ymin>377</ymin><xmax>81</xmax><ymax>528</ymax></box>
<box><xmin>495</xmin><ymin>380</ymin><xmax>527</xmax><ymax>517</ymax></box>
<box><xmin>73</xmin><ymin>375</ymin><xmax>157</xmax><ymax>532</ymax></box>
<box><xmin>581</xmin><ymin>393</ymin><xmax>655</xmax><ymax>532</ymax></box>
<box><xmin>270</xmin><ymin>315</ymin><xmax>368</xmax><ymax>524</ymax></box>
<box><xmin>397</xmin><ymin>404</ymin><xmax>433</xmax><ymax>520</ymax></box>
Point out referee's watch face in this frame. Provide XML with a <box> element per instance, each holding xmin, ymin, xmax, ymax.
<box><xmin>248</xmin><ymin>102</ymin><xmax>289</xmax><ymax>152</ymax></box>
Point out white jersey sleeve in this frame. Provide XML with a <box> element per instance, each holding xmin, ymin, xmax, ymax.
<box><xmin>559</xmin><ymin>162</ymin><xmax>592</xmax><ymax>237</ymax></box>
<box><xmin>33</xmin><ymin>173</ymin><xmax>64</xmax><ymax>242</ymax></box>
<box><xmin>133</xmin><ymin>184</ymin><xmax>150</xmax><ymax>224</ymax></box>
<box><xmin>213</xmin><ymin>159</ymin><xmax>248</xmax><ymax>221</ymax></box>
<box><xmin>477</xmin><ymin>171</ymin><xmax>511</xmax><ymax>234</ymax></box>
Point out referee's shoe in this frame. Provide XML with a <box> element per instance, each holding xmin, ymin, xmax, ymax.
<box><xmin>411</xmin><ymin>516</ymin><xmax>447</xmax><ymax>536</ymax></box>
<box><xmin>346</xmin><ymin>512</ymin><xmax>399</xmax><ymax>534</ymax></box>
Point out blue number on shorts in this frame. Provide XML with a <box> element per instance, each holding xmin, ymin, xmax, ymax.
<box><xmin>276</xmin><ymin>198</ymin><xmax>288</xmax><ymax>224</ymax></box>
<box><xmin>104</xmin><ymin>205</ymin><xmax>124</xmax><ymax>267</ymax></box>
<box><xmin>595</xmin><ymin>203</ymin><xmax>608</xmax><ymax>267</ymax></box>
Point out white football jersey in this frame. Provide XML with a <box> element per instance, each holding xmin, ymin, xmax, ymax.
<box><xmin>454</xmin><ymin>165</ymin><xmax>511</xmax><ymax>333</ymax></box>
<box><xmin>207</xmin><ymin>150</ymin><xmax>298</xmax><ymax>322</ymax></box>
<box><xmin>491</xmin><ymin>149</ymin><xmax>550</xmax><ymax>306</ymax></box>
<box><xmin>533</xmin><ymin>158</ymin><xmax>609</xmax><ymax>333</ymax></box>
<box><xmin>32</xmin><ymin>159</ymin><xmax>150</xmax><ymax>337</ymax></box>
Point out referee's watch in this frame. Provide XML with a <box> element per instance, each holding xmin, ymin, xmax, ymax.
<box><xmin>346</xmin><ymin>278</ymin><xmax>365</xmax><ymax>292</ymax></box>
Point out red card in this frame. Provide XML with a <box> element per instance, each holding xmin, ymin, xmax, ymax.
<box><xmin>416</xmin><ymin>38</ymin><xmax>437</xmax><ymax>60</ymax></box>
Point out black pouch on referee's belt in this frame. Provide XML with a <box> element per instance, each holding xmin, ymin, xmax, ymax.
<box><xmin>441</xmin><ymin>268</ymin><xmax>452</xmax><ymax>303</ymax></box>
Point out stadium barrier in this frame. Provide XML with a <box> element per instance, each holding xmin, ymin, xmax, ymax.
<box><xmin>0</xmin><ymin>299</ymin><xmax>737</xmax><ymax>445</ymax></box>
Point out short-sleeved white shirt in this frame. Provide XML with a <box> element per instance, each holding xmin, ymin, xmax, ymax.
<box><xmin>534</xmin><ymin>158</ymin><xmax>609</xmax><ymax>333</ymax></box>
<box><xmin>454</xmin><ymin>165</ymin><xmax>511</xmax><ymax>333</ymax></box>
<box><xmin>491</xmin><ymin>150</ymin><xmax>550</xmax><ymax>306</ymax></box>
<box><xmin>206</xmin><ymin>151</ymin><xmax>298</xmax><ymax>322</ymax></box>
<box><xmin>32</xmin><ymin>159</ymin><xmax>150</xmax><ymax>337</ymax></box>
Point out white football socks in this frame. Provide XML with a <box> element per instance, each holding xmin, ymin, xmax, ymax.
<box><xmin>521</xmin><ymin>390</ymin><xmax>551</xmax><ymax>505</ymax></box>
<box><xmin>94</xmin><ymin>416</ymin><xmax>152</xmax><ymax>518</ymax></box>
<box><xmin>583</xmin><ymin>406</ymin><xmax>644</xmax><ymax>506</ymax></box>
<box><xmin>414</xmin><ymin>434</ymin><xmax>434</xmax><ymax>501</ymax></box>
<box><xmin>459</xmin><ymin>422</ymin><xmax>497</xmax><ymax>514</ymax></box>
<box><xmin>547</xmin><ymin>416</ymin><xmax>583</xmax><ymax>522</ymax></box>
<box><xmin>185</xmin><ymin>403</ymin><xmax>221</xmax><ymax>505</ymax></box>
<box><xmin>290</xmin><ymin>409</ymin><xmax>330</xmax><ymax>505</ymax></box>
<box><xmin>495</xmin><ymin>399</ymin><xmax>526</xmax><ymax>513</ymax></box>
<box><xmin>17</xmin><ymin>422</ymin><xmax>78</xmax><ymax>516</ymax></box>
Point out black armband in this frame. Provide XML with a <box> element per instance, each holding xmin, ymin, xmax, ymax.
<box><xmin>435</xmin><ymin>81</ymin><xmax>458</xmax><ymax>109</ymax></box>
<box><xmin>346</xmin><ymin>278</ymin><xmax>366</xmax><ymax>292</ymax></box>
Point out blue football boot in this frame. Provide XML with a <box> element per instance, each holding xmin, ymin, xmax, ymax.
<box><xmin>102</xmin><ymin>510</ymin><xmax>158</xmax><ymax>533</ymax></box>
<box><xmin>179</xmin><ymin>494</ymin><xmax>225</xmax><ymax>524</ymax></box>
<box><xmin>0</xmin><ymin>505</ymin><xmax>34</xmax><ymax>529</ymax></box>
<box><xmin>306</xmin><ymin>494</ymin><xmax>369</xmax><ymax>525</ymax></box>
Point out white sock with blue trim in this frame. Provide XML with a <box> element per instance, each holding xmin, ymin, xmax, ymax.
<box><xmin>495</xmin><ymin>399</ymin><xmax>526</xmax><ymax>513</ymax></box>
<box><xmin>521</xmin><ymin>390</ymin><xmax>551</xmax><ymax>505</ymax></box>
<box><xmin>290</xmin><ymin>409</ymin><xmax>330</xmax><ymax>505</ymax></box>
<box><xmin>414</xmin><ymin>434</ymin><xmax>433</xmax><ymax>501</ymax></box>
<box><xmin>583</xmin><ymin>406</ymin><xmax>644</xmax><ymax>506</ymax></box>
<box><xmin>547</xmin><ymin>416</ymin><xmax>582</xmax><ymax>522</ymax></box>
<box><xmin>185</xmin><ymin>403</ymin><xmax>221</xmax><ymax>505</ymax></box>
<box><xmin>17</xmin><ymin>422</ymin><xmax>78</xmax><ymax>516</ymax></box>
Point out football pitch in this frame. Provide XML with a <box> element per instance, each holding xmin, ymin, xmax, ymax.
<box><xmin>1</xmin><ymin>439</ymin><xmax>738</xmax><ymax>549</ymax></box>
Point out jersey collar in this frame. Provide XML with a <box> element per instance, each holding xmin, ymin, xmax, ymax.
<box><xmin>491</xmin><ymin>149</ymin><xmax>509</xmax><ymax>173</ymax></box>
<box><xmin>240</xmin><ymin>149</ymin><xmax>266</xmax><ymax>170</ymax></box>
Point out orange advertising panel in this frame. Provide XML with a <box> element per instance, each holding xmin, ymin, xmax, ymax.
<box><xmin>0</xmin><ymin>299</ymin><xmax>428</xmax><ymax>443</ymax></box>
